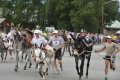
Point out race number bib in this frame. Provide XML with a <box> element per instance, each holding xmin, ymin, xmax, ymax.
<box><xmin>53</xmin><ymin>41</ymin><xmax>60</xmax><ymax>45</ymax></box>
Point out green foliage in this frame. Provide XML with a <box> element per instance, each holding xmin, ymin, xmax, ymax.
<box><xmin>70</xmin><ymin>1</ymin><xmax>98</xmax><ymax>32</ymax></box>
<box><xmin>0</xmin><ymin>0</ymin><xmax>119</xmax><ymax>32</ymax></box>
<box><xmin>104</xmin><ymin>1</ymin><xmax>119</xmax><ymax>25</ymax></box>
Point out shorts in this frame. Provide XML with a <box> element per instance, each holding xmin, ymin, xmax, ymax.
<box><xmin>54</xmin><ymin>49</ymin><xmax>62</xmax><ymax>60</ymax></box>
<box><xmin>104</xmin><ymin>56</ymin><xmax>111</xmax><ymax>61</ymax></box>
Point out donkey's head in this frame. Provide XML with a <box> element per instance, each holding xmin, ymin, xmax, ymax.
<box><xmin>34</xmin><ymin>47</ymin><xmax>46</xmax><ymax>64</ymax></box>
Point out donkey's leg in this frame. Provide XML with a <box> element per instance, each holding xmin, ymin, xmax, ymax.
<box><xmin>86</xmin><ymin>54</ymin><xmax>91</xmax><ymax>78</ymax></box>
<box><xmin>4</xmin><ymin>49</ymin><xmax>8</xmax><ymax>60</ymax></box>
<box><xmin>62</xmin><ymin>47</ymin><xmax>65</xmax><ymax>56</ymax></box>
<box><xmin>21</xmin><ymin>53</ymin><xmax>24</xmax><ymax>62</ymax></box>
<box><xmin>65</xmin><ymin>45</ymin><xmax>67</xmax><ymax>51</ymax></box>
<box><xmin>54</xmin><ymin>59</ymin><xmax>58</xmax><ymax>70</ymax></box>
<box><xmin>72</xmin><ymin>46</ymin><xmax>74</xmax><ymax>56</ymax></box>
<box><xmin>43</xmin><ymin>62</ymin><xmax>48</xmax><ymax>79</ymax></box>
<box><xmin>38</xmin><ymin>64</ymin><xmax>43</xmax><ymax>78</ymax></box>
<box><xmin>24</xmin><ymin>58</ymin><xmax>28</xmax><ymax>70</ymax></box>
<box><xmin>28</xmin><ymin>52</ymin><xmax>32</xmax><ymax>68</ymax></box>
<box><xmin>25</xmin><ymin>54</ymin><xmax>27</xmax><ymax>60</ymax></box>
<box><xmin>51</xmin><ymin>58</ymin><xmax>55</xmax><ymax>72</ymax></box>
<box><xmin>20</xmin><ymin>49</ymin><xmax>25</xmax><ymax>62</ymax></box>
<box><xmin>54</xmin><ymin>58</ymin><xmax>60</xmax><ymax>74</ymax></box>
<box><xmin>1</xmin><ymin>51</ymin><xmax>4</xmax><ymax>61</ymax></box>
<box><xmin>46</xmin><ymin>68</ymin><xmax>48</xmax><ymax>75</ymax></box>
<box><xmin>68</xmin><ymin>46</ymin><xmax>72</xmax><ymax>56</ymax></box>
<box><xmin>79</xmin><ymin>56</ymin><xmax>85</xmax><ymax>78</ymax></box>
<box><xmin>45</xmin><ymin>58</ymin><xmax>50</xmax><ymax>75</ymax></box>
<box><xmin>14</xmin><ymin>50</ymin><xmax>19</xmax><ymax>71</ymax></box>
<box><xmin>24</xmin><ymin>49</ymin><xmax>27</xmax><ymax>60</ymax></box>
<box><xmin>24</xmin><ymin>53</ymin><xmax>29</xmax><ymax>70</ymax></box>
<box><xmin>24</xmin><ymin>49</ymin><xmax>29</xmax><ymax>70</ymax></box>
<box><xmin>75</xmin><ymin>56</ymin><xmax>80</xmax><ymax>75</ymax></box>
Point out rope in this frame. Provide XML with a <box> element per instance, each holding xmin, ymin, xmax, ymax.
<box><xmin>74</xmin><ymin>48</ymin><xmax>92</xmax><ymax>57</ymax></box>
<box><xmin>94</xmin><ymin>51</ymin><xmax>118</xmax><ymax>63</ymax></box>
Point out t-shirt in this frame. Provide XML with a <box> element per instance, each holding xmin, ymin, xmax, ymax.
<box><xmin>31</xmin><ymin>36</ymin><xmax>47</xmax><ymax>47</ymax></box>
<box><xmin>48</xmin><ymin>36</ymin><xmax>65</xmax><ymax>50</ymax></box>
<box><xmin>104</xmin><ymin>42</ymin><xmax>119</xmax><ymax>56</ymax></box>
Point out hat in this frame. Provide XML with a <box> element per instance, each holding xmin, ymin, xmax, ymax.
<box><xmin>116</xmin><ymin>30</ymin><xmax>120</xmax><ymax>34</ymax></box>
<box><xmin>34</xmin><ymin>30</ymin><xmax>43</xmax><ymax>35</ymax></box>
<box><xmin>106</xmin><ymin>35</ymin><xmax>112</xmax><ymax>39</ymax></box>
<box><xmin>53</xmin><ymin>30</ymin><xmax>58</xmax><ymax>33</ymax></box>
<box><xmin>34</xmin><ymin>30</ymin><xmax>40</xmax><ymax>34</ymax></box>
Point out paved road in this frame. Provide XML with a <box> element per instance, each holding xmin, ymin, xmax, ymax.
<box><xmin>0</xmin><ymin>45</ymin><xmax>120</xmax><ymax>80</ymax></box>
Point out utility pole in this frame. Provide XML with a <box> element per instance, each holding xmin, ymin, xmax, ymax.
<box><xmin>101</xmin><ymin>0</ymin><xmax>118</xmax><ymax>34</ymax></box>
<box><xmin>101</xmin><ymin>0</ymin><xmax>104</xmax><ymax>34</ymax></box>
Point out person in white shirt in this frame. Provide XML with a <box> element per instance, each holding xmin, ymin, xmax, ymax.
<box><xmin>31</xmin><ymin>30</ymin><xmax>47</xmax><ymax>69</ymax></box>
<box><xmin>48</xmin><ymin>30</ymin><xmax>65</xmax><ymax>72</ymax></box>
<box><xmin>31</xmin><ymin>30</ymin><xmax>47</xmax><ymax>47</ymax></box>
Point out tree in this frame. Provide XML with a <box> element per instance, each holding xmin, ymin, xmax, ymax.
<box><xmin>104</xmin><ymin>0</ymin><xmax>119</xmax><ymax>25</ymax></box>
<box><xmin>70</xmin><ymin>0</ymin><xmax>98</xmax><ymax>32</ymax></box>
<box><xmin>46</xmin><ymin>0</ymin><xmax>58</xmax><ymax>28</ymax></box>
<box><xmin>0</xmin><ymin>0</ymin><xmax>119</xmax><ymax>32</ymax></box>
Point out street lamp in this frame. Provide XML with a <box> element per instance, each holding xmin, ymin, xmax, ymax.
<box><xmin>101</xmin><ymin>0</ymin><xmax>118</xmax><ymax>34</ymax></box>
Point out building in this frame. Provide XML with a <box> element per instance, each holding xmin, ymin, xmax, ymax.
<box><xmin>0</xmin><ymin>18</ymin><xmax>11</xmax><ymax>33</ymax></box>
<box><xmin>105</xmin><ymin>20</ymin><xmax>120</xmax><ymax>35</ymax></box>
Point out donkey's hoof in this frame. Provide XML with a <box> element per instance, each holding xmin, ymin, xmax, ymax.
<box><xmin>24</xmin><ymin>66</ymin><xmax>27</xmax><ymax>70</ymax></box>
<box><xmin>14</xmin><ymin>68</ymin><xmax>18</xmax><ymax>72</ymax></box>
<box><xmin>79</xmin><ymin>75</ymin><xmax>81</xmax><ymax>79</ymax></box>
<box><xmin>39</xmin><ymin>71</ymin><xmax>43</xmax><ymax>77</ymax></box>
<box><xmin>28</xmin><ymin>66</ymin><xmax>31</xmax><ymax>68</ymax></box>
<box><xmin>28</xmin><ymin>65</ymin><xmax>32</xmax><ymax>68</ymax></box>
<box><xmin>77</xmin><ymin>72</ymin><xmax>80</xmax><ymax>75</ymax></box>
<box><xmin>42</xmin><ymin>76</ymin><xmax>46</xmax><ymax>80</ymax></box>
<box><xmin>80</xmin><ymin>73</ymin><xmax>83</xmax><ymax>76</ymax></box>
<box><xmin>57</xmin><ymin>70</ymin><xmax>60</xmax><ymax>75</ymax></box>
<box><xmin>46</xmin><ymin>72</ymin><xmax>48</xmax><ymax>75</ymax></box>
<box><xmin>86</xmin><ymin>75</ymin><xmax>88</xmax><ymax>78</ymax></box>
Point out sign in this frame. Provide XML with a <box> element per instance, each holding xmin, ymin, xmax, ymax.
<box><xmin>45</xmin><ymin>27</ymin><xmax>55</xmax><ymax>32</ymax></box>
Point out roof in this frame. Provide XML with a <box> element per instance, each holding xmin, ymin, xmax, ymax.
<box><xmin>105</xmin><ymin>20</ymin><xmax>120</xmax><ymax>29</ymax></box>
<box><xmin>0</xmin><ymin>18</ymin><xmax>6</xmax><ymax>24</ymax></box>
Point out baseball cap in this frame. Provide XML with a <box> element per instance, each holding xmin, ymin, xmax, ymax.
<box><xmin>34</xmin><ymin>30</ymin><xmax>40</xmax><ymax>34</ymax></box>
<box><xmin>106</xmin><ymin>35</ymin><xmax>112</xmax><ymax>39</ymax></box>
<box><xmin>53</xmin><ymin>30</ymin><xmax>58</xmax><ymax>33</ymax></box>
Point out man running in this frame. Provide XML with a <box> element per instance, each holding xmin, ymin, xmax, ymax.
<box><xmin>48</xmin><ymin>30</ymin><xmax>65</xmax><ymax>72</ymax></box>
<box><xmin>95</xmin><ymin>35</ymin><xmax>120</xmax><ymax>80</ymax></box>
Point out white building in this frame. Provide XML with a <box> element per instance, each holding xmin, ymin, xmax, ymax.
<box><xmin>105</xmin><ymin>20</ymin><xmax>120</xmax><ymax>34</ymax></box>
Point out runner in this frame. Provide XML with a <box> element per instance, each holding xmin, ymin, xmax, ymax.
<box><xmin>31</xmin><ymin>30</ymin><xmax>47</xmax><ymax>68</ymax></box>
<box><xmin>95</xmin><ymin>35</ymin><xmax>120</xmax><ymax>80</ymax></box>
<box><xmin>31</xmin><ymin>30</ymin><xmax>47</xmax><ymax>48</ymax></box>
<box><xmin>48</xmin><ymin>30</ymin><xmax>65</xmax><ymax>72</ymax></box>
